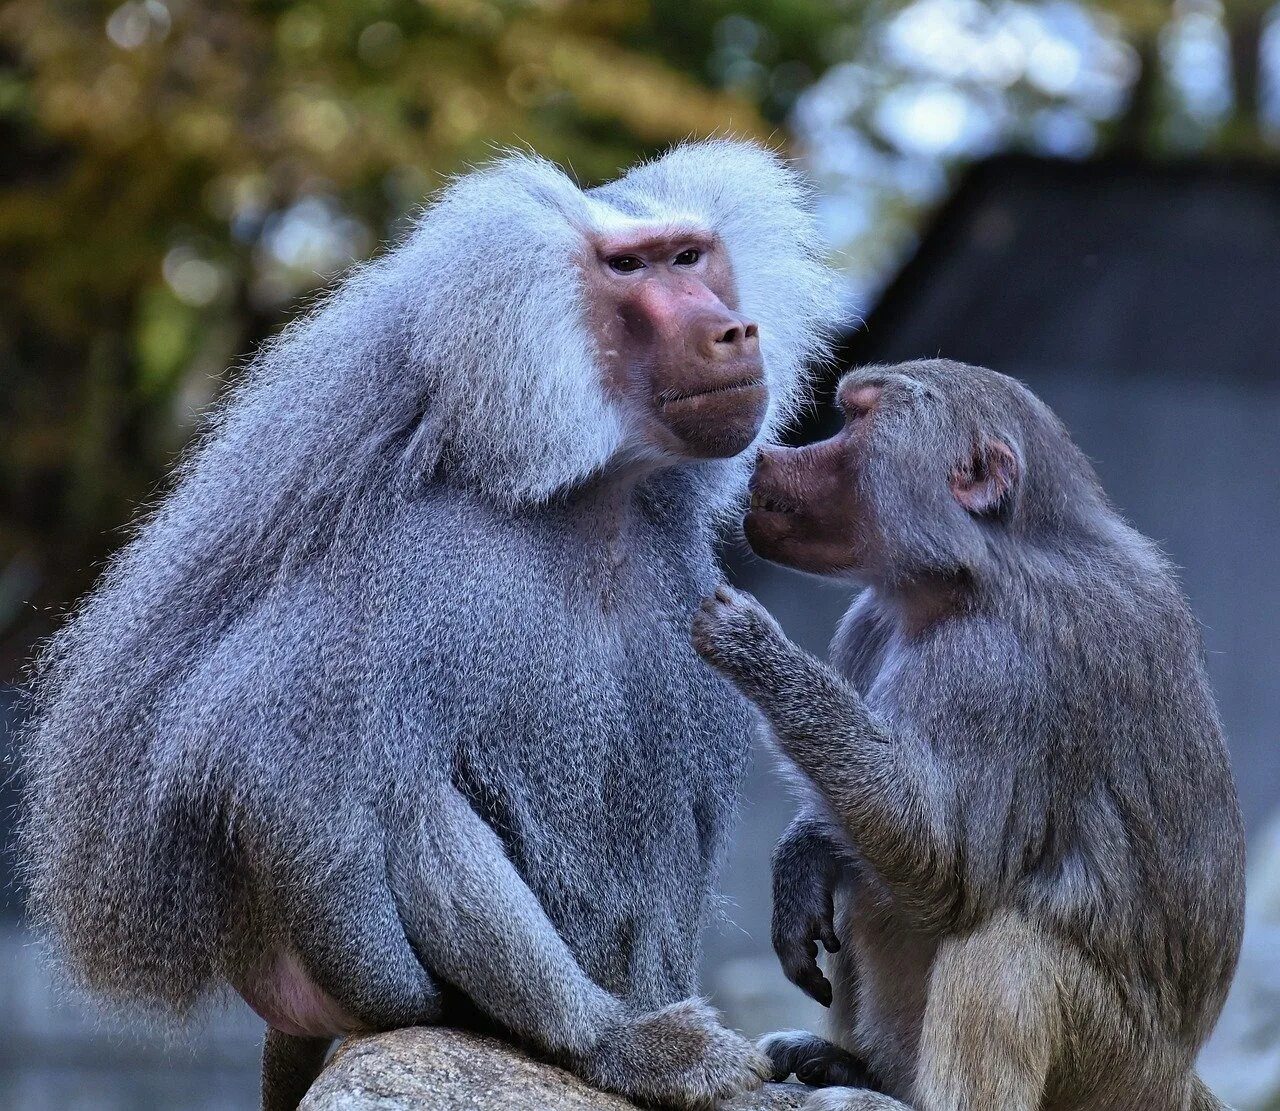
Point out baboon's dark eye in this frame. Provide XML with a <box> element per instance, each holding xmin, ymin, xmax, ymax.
<box><xmin>673</xmin><ymin>249</ymin><xmax>701</xmax><ymax>266</ymax></box>
<box><xmin>608</xmin><ymin>255</ymin><xmax>645</xmax><ymax>274</ymax></box>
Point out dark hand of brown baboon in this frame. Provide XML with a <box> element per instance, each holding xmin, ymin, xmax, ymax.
<box><xmin>770</xmin><ymin>816</ymin><xmax>844</xmax><ymax>1008</ymax></box>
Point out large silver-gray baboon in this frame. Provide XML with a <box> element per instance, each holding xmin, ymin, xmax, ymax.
<box><xmin>693</xmin><ymin>360</ymin><xmax>1246</xmax><ymax>1111</ymax></box>
<box><xmin>20</xmin><ymin>141</ymin><xmax>839</xmax><ymax>1110</ymax></box>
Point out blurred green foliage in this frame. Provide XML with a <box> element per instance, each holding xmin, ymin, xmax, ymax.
<box><xmin>0</xmin><ymin>0</ymin><xmax>855</xmax><ymax>666</ymax></box>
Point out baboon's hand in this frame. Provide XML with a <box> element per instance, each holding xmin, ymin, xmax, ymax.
<box><xmin>692</xmin><ymin>585</ymin><xmax>788</xmax><ymax>679</ymax></box>
<box><xmin>574</xmin><ymin>998</ymin><xmax>771</xmax><ymax>1110</ymax></box>
<box><xmin>772</xmin><ymin>853</ymin><xmax>841</xmax><ymax>1007</ymax></box>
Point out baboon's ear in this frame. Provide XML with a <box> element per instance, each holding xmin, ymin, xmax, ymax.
<box><xmin>951</xmin><ymin>438</ymin><xmax>1020</xmax><ymax>516</ymax></box>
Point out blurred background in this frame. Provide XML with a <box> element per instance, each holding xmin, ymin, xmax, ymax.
<box><xmin>2</xmin><ymin>0</ymin><xmax>1279</xmax><ymax>1106</ymax></box>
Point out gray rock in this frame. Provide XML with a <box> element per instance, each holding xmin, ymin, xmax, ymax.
<box><xmin>301</xmin><ymin>1027</ymin><xmax>810</xmax><ymax>1111</ymax></box>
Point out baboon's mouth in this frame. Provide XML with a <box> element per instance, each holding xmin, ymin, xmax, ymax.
<box><xmin>660</xmin><ymin>377</ymin><xmax>765</xmax><ymax>409</ymax></box>
<box><xmin>749</xmin><ymin>491</ymin><xmax>798</xmax><ymax>515</ymax></box>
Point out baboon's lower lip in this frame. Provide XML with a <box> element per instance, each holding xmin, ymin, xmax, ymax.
<box><xmin>660</xmin><ymin>378</ymin><xmax>765</xmax><ymax>409</ymax></box>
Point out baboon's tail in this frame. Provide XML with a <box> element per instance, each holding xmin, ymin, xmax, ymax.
<box><xmin>262</xmin><ymin>1030</ymin><xmax>333</xmax><ymax>1111</ymax></box>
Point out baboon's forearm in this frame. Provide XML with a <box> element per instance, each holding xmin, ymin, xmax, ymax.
<box><xmin>735</xmin><ymin>639</ymin><xmax>958</xmax><ymax>917</ymax></box>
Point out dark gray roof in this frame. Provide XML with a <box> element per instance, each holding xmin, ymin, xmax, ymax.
<box><xmin>801</xmin><ymin>153</ymin><xmax>1280</xmax><ymax>442</ymax></box>
<box><xmin>775</xmin><ymin>153</ymin><xmax>1280</xmax><ymax>833</ymax></box>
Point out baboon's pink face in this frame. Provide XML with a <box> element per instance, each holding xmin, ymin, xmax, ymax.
<box><xmin>745</xmin><ymin>372</ymin><xmax>1021</xmax><ymax>579</ymax></box>
<box><xmin>583</xmin><ymin>232</ymin><xmax>767</xmax><ymax>460</ymax></box>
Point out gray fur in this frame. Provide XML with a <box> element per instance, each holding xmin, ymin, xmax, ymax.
<box><xmin>18</xmin><ymin>141</ymin><xmax>839</xmax><ymax>1109</ymax></box>
<box><xmin>694</xmin><ymin>360</ymin><xmax>1244</xmax><ymax>1110</ymax></box>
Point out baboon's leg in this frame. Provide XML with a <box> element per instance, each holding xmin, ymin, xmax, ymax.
<box><xmin>910</xmin><ymin>911</ymin><xmax>1057</xmax><ymax>1111</ymax></box>
<box><xmin>802</xmin><ymin>912</ymin><xmax>1057</xmax><ymax>1111</ymax></box>
<box><xmin>248</xmin><ymin>841</ymin><xmax>443</xmax><ymax>1110</ymax></box>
